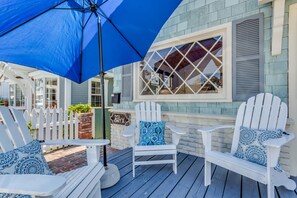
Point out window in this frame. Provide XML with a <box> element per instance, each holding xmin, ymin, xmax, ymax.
<box><xmin>35</xmin><ymin>77</ymin><xmax>58</xmax><ymax>108</ymax></box>
<box><xmin>9</xmin><ymin>84</ymin><xmax>25</xmax><ymax>108</ymax></box>
<box><xmin>90</xmin><ymin>80</ymin><xmax>101</xmax><ymax>107</ymax></box>
<box><xmin>135</xmin><ymin>24</ymin><xmax>232</xmax><ymax>101</ymax></box>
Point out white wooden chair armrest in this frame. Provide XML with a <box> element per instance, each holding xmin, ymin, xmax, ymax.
<box><xmin>123</xmin><ymin>124</ymin><xmax>136</xmax><ymax>138</ymax></box>
<box><xmin>0</xmin><ymin>174</ymin><xmax>66</xmax><ymax>197</ymax></box>
<box><xmin>264</xmin><ymin>132</ymin><xmax>295</xmax><ymax>167</ymax></box>
<box><xmin>263</xmin><ymin>132</ymin><xmax>295</xmax><ymax>149</ymax></box>
<box><xmin>197</xmin><ymin>125</ymin><xmax>235</xmax><ymax>133</ymax></box>
<box><xmin>41</xmin><ymin>139</ymin><xmax>110</xmax><ymax>146</ymax></box>
<box><xmin>166</xmin><ymin>124</ymin><xmax>186</xmax><ymax>135</ymax></box>
<box><xmin>166</xmin><ymin>124</ymin><xmax>185</xmax><ymax>145</ymax></box>
<box><xmin>197</xmin><ymin>125</ymin><xmax>235</xmax><ymax>150</ymax></box>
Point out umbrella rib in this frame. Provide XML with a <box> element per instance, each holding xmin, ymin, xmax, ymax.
<box><xmin>53</xmin><ymin>8</ymin><xmax>85</xmax><ymax>11</ymax></box>
<box><xmin>0</xmin><ymin>0</ymin><xmax>67</xmax><ymax>37</ymax></box>
<box><xmin>79</xmin><ymin>0</ymin><xmax>86</xmax><ymax>81</ymax></box>
<box><xmin>97</xmin><ymin>0</ymin><xmax>110</xmax><ymax>7</ymax></box>
<box><xmin>96</xmin><ymin>9</ymin><xmax>144</xmax><ymax>59</ymax></box>
<box><xmin>83</xmin><ymin>12</ymin><xmax>94</xmax><ymax>29</ymax></box>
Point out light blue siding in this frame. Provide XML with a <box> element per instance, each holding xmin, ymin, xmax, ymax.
<box><xmin>71</xmin><ymin>81</ymin><xmax>88</xmax><ymax>105</ymax></box>
<box><xmin>112</xmin><ymin>0</ymin><xmax>297</xmax><ymax>116</ymax></box>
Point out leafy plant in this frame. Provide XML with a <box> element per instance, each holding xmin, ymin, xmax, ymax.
<box><xmin>68</xmin><ymin>104</ymin><xmax>91</xmax><ymax>114</ymax></box>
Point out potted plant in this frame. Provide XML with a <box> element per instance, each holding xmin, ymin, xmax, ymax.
<box><xmin>68</xmin><ymin>104</ymin><xmax>93</xmax><ymax>139</ymax></box>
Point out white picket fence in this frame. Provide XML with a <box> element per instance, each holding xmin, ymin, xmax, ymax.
<box><xmin>23</xmin><ymin>108</ymin><xmax>79</xmax><ymax>152</ymax></box>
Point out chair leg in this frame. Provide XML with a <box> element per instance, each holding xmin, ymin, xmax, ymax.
<box><xmin>132</xmin><ymin>151</ymin><xmax>135</xmax><ymax>177</ymax></box>
<box><xmin>267</xmin><ymin>181</ymin><xmax>274</xmax><ymax>198</ymax></box>
<box><xmin>173</xmin><ymin>153</ymin><xmax>177</xmax><ymax>174</ymax></box>
<box><xmin>205</xmin><ymin>160</ymin><xmax>211</xmax><ymax>186</ymax></box>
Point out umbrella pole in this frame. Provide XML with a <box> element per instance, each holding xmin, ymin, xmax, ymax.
<box><xmin>97</xmin><ymin>16</ymin><xmax>120</xmax><ymax>189</ymax></box>
<box><xmin>97</xmin><ymin>18</ymin><xmax>107</xmax><ymax>167</ymax></box>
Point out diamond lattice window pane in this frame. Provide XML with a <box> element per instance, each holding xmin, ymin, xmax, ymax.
<box><xmin>139</xmin><ymin>35</ymin><xmax>224</xmax><ymax>96</ymax></box>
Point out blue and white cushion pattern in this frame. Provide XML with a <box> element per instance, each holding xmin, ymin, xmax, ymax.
<box><xmin>234</xmin><ymin>126</ymin><xmax>283</xmax><ymax>171</ymax></box>
<box><xmin>139</xmin><ymin>121</ymin><xmax>165</xmax><ymax>146</ymax></box>
<box><xmin>0</xmin><ymin>140</ymin><xmax>53</xmax><ymax>175</ymax></box>
<box><xmin>0</xmin><ymin>140</ymin><xmax>53</xmax><ymax>198</ymax></box>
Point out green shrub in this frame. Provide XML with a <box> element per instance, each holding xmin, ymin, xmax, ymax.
<box><xmin>68</xmin><ymin>104</ymin><xmax>91</xmax><ymax>114</ymax></box>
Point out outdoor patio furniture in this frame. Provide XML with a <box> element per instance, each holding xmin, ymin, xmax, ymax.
<box><xmin>0</xmin><ymin>106</ymin><xmax>109</xmax><ymax>197</ymax></box>
<box><xmin>198</xmin><ymin>93</ymin><xmax>296</xmax><ymax>198</ymax></box>
<box><xmin>123</xmin><ymin>101</ymin><xmax>185</xmax><ymax>177</ymax></box>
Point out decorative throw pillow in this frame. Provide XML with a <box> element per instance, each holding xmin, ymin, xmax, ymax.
<box><xmin>0</xmin><ymin>140</ymin><xmax>53</xmax><ymax>198</ymax></box>
<box><xmin>234</xmin><ymin>126</ymin><xmax>283</xmax><ymax>171</ymax></box>
<box><xmin>0</xmin><ymin>139</ymin><xmax>53</xmax><ymax>175</ymax></box>
<box><xmin>138</xmin><ymin>121</ymin><xmax>165</xmax><ymax>146</ymax></box>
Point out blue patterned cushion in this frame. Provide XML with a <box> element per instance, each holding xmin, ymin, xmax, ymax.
<box><xmin>0</xmin><ymin>140</ymin><xmax>53</xmax><ymax>198</ymax></box>
<box><xmin>234</xmin><ymin>126</ymin><xmax>283</xmax><ymax>171</ymax></box>
<box><xmin>139</xmin><ymin>121</ymin><xmax>165</xmax><ymax>146</ymax></box>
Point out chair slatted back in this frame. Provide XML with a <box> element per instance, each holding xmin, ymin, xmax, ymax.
<box><xmin>231</xmin><ymin>93</ymin><xmax>287</xmax><ymax>154</ymax></box>
<box><xmin>135</xmin><ymin>101</ymin><xmax>161</xmax><ymax>127</ymax></box>
<box><xmin>0</xmin><ymin>106</ymin><xmax>28</xmax><ymax>149</ymax></box>
<box><xmin>10</xmin><ymin>108</ymin><xmax>33</xmax><ymax>144</ymax></box>
<box><xmin>0</xmin><ymin>124</ymin><xmax>14</xmax><ymax>152</ymax></box>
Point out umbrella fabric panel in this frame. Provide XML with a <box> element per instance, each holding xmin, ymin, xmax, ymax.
<box><xmin>82</xmin><ymin>0</ymin><xmax>182</xmax><ymax>82</ymax></box>
<box><xmin>0</xmin><ymin>0</ymin><xmax>64</xmax><ymax>36</ymax></box>
<box><xmin>0</xmin><ymin>1</ymin><xmax>84</xmax><ymax>83</ymax></box>
<box><xmin>99</xmin><ymin>0</ymin><xmax>182</xmax><ymax>56</ymax></box>
<box><xmin>0</xmin><ymin>0</ymin><xmax>182</xmax><ymax>83</ymax></box>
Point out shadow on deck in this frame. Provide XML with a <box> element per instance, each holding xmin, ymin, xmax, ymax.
<box><xmin>102</xmin><ymin>148</ymin><xmax>297</xmax><ymax>198</ymax></box>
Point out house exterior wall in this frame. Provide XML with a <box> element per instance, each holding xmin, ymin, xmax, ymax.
<box><xmin>71</xmin><ymin>81</ymin><xmax>89</xmax><ymax>105</ymax></box>
<box><xmin>110</xmin><ymin>0</ymin><xmax>297</xmax><ymax>175</ymax></box>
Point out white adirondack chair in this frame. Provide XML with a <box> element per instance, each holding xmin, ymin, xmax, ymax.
<box><xmin>123</xmin><ymin>101</ymin><xmax>185</xmax><ymax>177</ymax></box>
<box><xmin>198</xmin><ymin>93</ymin><xmax>296</xmax><ymax>198</ymax></box>
<box><xmin>0</xmin><ymin>106</ymin><xmax>109</xmax><ymax>198</ymax></box>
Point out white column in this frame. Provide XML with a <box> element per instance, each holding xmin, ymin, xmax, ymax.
<box><xmin>64</xmin><ymin>78</ymin><xmax>72</xmax><ymax>110</ymax></box>
<box><xmin>288</xmin><ymin>3</ymin><xmax>297</xmax><ymax>176</ymax></box>
<box><xmin>104</xmin><ymin>79</ymin><xmax>109</xmax><ymax>107</ymax></box>
<box><xmin>25</xmin><ymin>82</ymin><xmax>32</xmax><ymax>112</ymax></box>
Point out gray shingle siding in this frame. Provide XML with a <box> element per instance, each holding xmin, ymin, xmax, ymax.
<box><xmin>112</xmin><ymin>0</ymin><xmax>297</xmax><ymax>116</ymax></box>
<box><xmin>71</xmin><ymin>81</ymin><xmax>88</xmax><ymax>105</ymax></box>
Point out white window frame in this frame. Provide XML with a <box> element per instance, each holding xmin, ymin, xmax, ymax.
<box><xmin>8</xmin><ymin>83</ymin><xmax>26</xmax><ymax>110</ymax></box>
<box><xmin>30</xmin><ymin>71</ymin><xmax>60</xmax><ymax>109</ymax></box>
<box><xmin>88</xmin><ymin>78</ymin><xmax>109</xmax><ymax>107</ymax></box>
<box><xmin>134</xmin><ymin>23</ymin><xmax>232</xmax><ymax>102</ymax></box>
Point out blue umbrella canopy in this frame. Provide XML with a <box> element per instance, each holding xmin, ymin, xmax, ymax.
<box><xmin>0</xmin><ymin>0</ymin><xmax>182</xmax><ymax>168</ymax></box>
<box><xmin>0</xmin><ymin>0</ymin><xmax>182</xmax><ymax>83</ymax></box>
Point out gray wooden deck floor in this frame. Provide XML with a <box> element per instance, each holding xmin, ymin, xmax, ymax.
<box><xmin>102</xmin><ymin>148</ymin><xmax>297</xmax><ymax>198</ymax></box>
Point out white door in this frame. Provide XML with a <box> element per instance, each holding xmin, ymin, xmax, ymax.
<box><xmin>288</xmin><ymin>3</ymin><xmax>297</xmax><ymax>176</ymax></box>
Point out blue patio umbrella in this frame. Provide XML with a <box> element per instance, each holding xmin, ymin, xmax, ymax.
<box><xmin>0</xmin><ymin>0</ymin><xmax>182</xmax><ymax>167</ymax></box>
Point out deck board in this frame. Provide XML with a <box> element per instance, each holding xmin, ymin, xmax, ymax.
<box><xmin>111</xmin><ymin>155</ymin><xmax>168</xmax><ymax>197</ymax></box>
<box><xmin>102</xmin><ymin>148</ymin><xmax>297</xmax><ymax>198</ymax></box>
<box><xmin>168</xmin><ymin>157</ymin><xmax>204</xmax><ymax>198</ymax></box>
<box><xmin>130</xmin><ymin>153</ymin><xmax>188</xmax><ymax>198</ymax></box>
<box><xmin>242</xmin><ymin>176</ymin><xmax>260</xmax><ymax>198</ymax></box>
<box><xmin>149</xmin><ymin>155</ymin><xmax>196</xmax><ymax>197</ymax></box>
<box><xmin>186</xmin><ymin>165</ymin><xmax>216</xmax><ymax>198</ymax></box>
<box><xmin>204</xmin><ymin>166</ymin><xmax>228</xmax><ymax>198</ymax></box>
<box><xmin>223</xmin><ymin>171</ymin><xmax>241</xmax><ymax>198</ymax></box>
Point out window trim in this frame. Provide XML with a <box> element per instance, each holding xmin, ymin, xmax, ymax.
<box><xmin>8</xmin><ymin>83</ymin><xmax>26</xmax><ymax>110</ymax></box>
<box><xmin>33</xmin><ymin>75</ymin><xmax>60</xmax><ymax>109</ymax></box>
<box><xmin>88</xmin><ymin>78</ymin><xmax>109</xmax><ymax>107</ymax></box>
<box><xmin>134</xmin><ymin>23</ymin><xmax>232</xmax><ymax>102</ymax></box>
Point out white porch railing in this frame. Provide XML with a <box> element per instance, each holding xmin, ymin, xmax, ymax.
<box><xmin>24</xmin><ymin>108</ymin><xmax>79</xmax><ymax>152</ymax></box>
